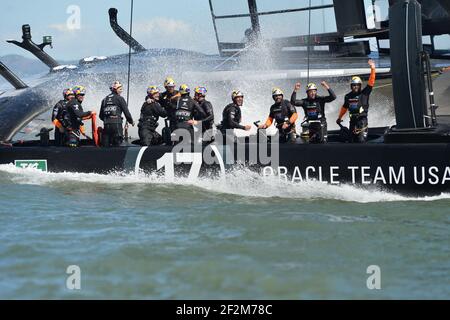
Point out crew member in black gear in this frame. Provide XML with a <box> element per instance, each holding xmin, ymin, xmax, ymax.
<box><xmin>64</xmin><ymin>86</ymin><xmax>93</xmax><ymax>147</ymax></box>
<box><xmin>138</xmin><ymin>86</ymin><xmax>167</xmax><ymax>146</ymax></box>
<box><xmin>259</xmin><ymin>88</ymin><xmax>298</xmax><ymax>143</ymax></box>
<box><xmin>173</xmin><ymin>84</ymin><xmax>206</xmax><ymax>142</ymax></box>
<box><xmin>193</xmin><ymin>86</ymin><xmax>214</xmax><ymax>134</ymax></box>
<box><xmin>99</xmin><ymin>81</ymin><xmax>134</xmax><ymax>147</ymax></box>
<box><xmin>290</xmin><ymin>81</ymin><xmax>336</xmax><ymax>144</ymax></box>
<box><xmin>336</xmin><ymin>59</ymin><xmax>376</xmax><ymax>143</ymax></box>
<box><xmin>159</xmin><ymin>77</ymin><xmax>180</xmax><ymax>132</ymax></box>
<box><xmin>220</xmin><ymin>90</ymin><xmax>252</xmax><ymax>133</ymax></box>
<box><xmin>52</xmin><ymin>88</ymin><xmax>74</xmax><ymax>146</ymax></box>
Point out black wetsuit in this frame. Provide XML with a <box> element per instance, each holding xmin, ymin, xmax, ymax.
<box><xmin>195</xmin><ymin>100</ymin><xmax>214</xmax><ymax>132</ymax></box>
<box><xmin>138</xmin><ymin>99</ymin><xmax>167</xmax><ymax>146</ymax></box>
<box><xmin>65</xmin><ymin>98</ymin><xmax>92</xmax><ymax>147</ymax></box>
<box><xmin>51</xmin><ymin>99</ymin><xmax>68</xmax><ymax>146</ymax></box>
<box><xmin>160</xmin><ymin>90</ymin><xmax>179</xmax><ymax>131</ymax></box>
<box><xmin>343</xmin><ymin>86</ymin><xmax>372</xmax><ymax>143</ymax></box>
<box><xmin>99</xmin><ymin>92</ymin><xmax>134</xmax><ymax>147</ymax></box>
<box><xmin>291</xmin><ymin>89</ymin><xmax>336</xmax><ymax>143</ymax></box>
<box><xmin>173</xmin><ymin>95</ymin><xmax>206</xmax><ymax>143</ymax></box>
<box><xmin>268</xmin><ymin>99</ymin><xmax>297</xmax><ymax>143</ymax></box>
<box><xmin>220</xmin><ymin>103</ymin><xmax>246</xmax><ymax>132</ymax></box>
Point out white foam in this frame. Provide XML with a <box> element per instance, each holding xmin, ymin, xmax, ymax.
<box><xmin>1</xmin><ymin>164</ymin><xmax>449</xmax><ymax>204</ymax></box>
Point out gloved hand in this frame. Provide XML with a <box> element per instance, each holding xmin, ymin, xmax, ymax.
<box><xmin>336</xmin><ymin>118</ymin><xmax>342</xmax><ymax>125</ymax></box>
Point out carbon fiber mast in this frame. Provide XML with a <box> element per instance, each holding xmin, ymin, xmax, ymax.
<box><xmin>108</xmin><ymin>8</ymin><xmax>146</xmax><ymax>52</ymax></box>
<box><xmin>0</xmin><ymin>61</ymin><xmax>28</xmax><ymax>89</ymax></box>
<box><xmin>7</xmin><ymin>25</ymin><xmax>59</xmax><ymax>69</ymax></box>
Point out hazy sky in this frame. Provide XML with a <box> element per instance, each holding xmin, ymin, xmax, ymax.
<box><xmin>0</xmin><ymin>0</ymin><xmax>448</xmax><ymax>61</ymax></box>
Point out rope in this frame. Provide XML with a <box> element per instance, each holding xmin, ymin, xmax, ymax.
<box><xmin>125</xmin><ymin>0</ymin><xmax>135</xmax><ymax>141</ymax></box>
<box><xmin>307</xmin><ymin>0</ymin><xmax>312</xmax><ymax>84</ymax></box>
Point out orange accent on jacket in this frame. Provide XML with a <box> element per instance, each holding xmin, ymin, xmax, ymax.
<box><xmin>265</xmin><ymin>117</ymin><xmax>274</xmax><ymax>127</ymax></box>
<box><xmin>338</xmin><ymin>106</ymin><xmax>347</xmax><ymax>119</ymax></box>
<box><xmin>368</xmin><ymin>67</ymin><xmax>376</xmax><ymax>87</ymax></box>
<box><xmin>52</xmin><ymin>119</ymin><xmax>63</xmax><ymax>130</ymax></box>
<box><xmin>91</xmin><ymin>112</ymin><xmax>99</xmax><ymax>146</ymax></box>
<box><xmin>289</xmin><ymin>112</ymin><xmax>298</xmax><ymax>124</ymax></box>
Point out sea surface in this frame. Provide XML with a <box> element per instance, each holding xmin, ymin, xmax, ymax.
<box><xmin>0</xmin><ymin>164</ymin><xmax>449</xmax><ymax>299</ymax></box>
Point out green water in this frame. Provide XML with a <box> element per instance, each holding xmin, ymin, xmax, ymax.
<box><xmin>0</xmin><ymin>165</ymin><xmax>448</xmax><ymax>299</ymax></box>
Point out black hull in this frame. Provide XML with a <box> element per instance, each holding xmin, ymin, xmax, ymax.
<box><xmin>1</xmin><ymin>141</ymin><xmax>450</xmax><ymax>196</ymax></box>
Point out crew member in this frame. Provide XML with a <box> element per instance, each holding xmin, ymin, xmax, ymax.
<box><xmin>99</xmin><ymin>81</ymin><xmax>134</xmax><ymax>147</ymax></box>
<box><xmin>64</xmin><ymin>86</ymin><xmax>93</xmax><ymax>147</ymax></box>
<box><xmin>220</xmin><ymin>90</ymin><xmax>252</xmax><ymax>134</ymax></box>
<box><xmin>159</xmin><ymin>77</ymin><xmax>180</xmax><ymax>132</ymax></box>
<box><xmin>193</xmin><ymin>86</ymin><xmax>214</xmax><ymax>134</ymax></box>
<box><xmin>138</xmin><ymin>86</ymin><xmax>167</xmax><ymax>146</ymax></box>
<box><xmin>336</xmin><ymin>59</ymin><xmax>376</xmax><ymax>143</ymax></box>
<box><xmin>259</xmin><ymin>88</ymin><xmax>298</xmax><ymax>143</ymax></box>
<box><xmin>291</xmin><ymin>81</ymin><xmax>336</xmax><ymax>143</ymax></box>
<box><xmin>52</xmin><ymin>88</ymin><xmax>74</xmax><ymax>146</ymax></box>
<box><xmin>173</xmin><ymin>84</ymin><xmax>206</xmax><ymax>142</ymax></box>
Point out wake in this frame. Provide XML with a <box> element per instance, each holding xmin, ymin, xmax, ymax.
<box><xmin>1</xmin><ymin>164</ymin><xmax>449</xmax><ymax>203</ymax></box>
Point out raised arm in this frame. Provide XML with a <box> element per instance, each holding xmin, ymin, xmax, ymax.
<box><xmin>367</xmin><ymin>59</ymin><xmax>376</xmax><ymax>88</ymax></box>
<box><xmin>321</xmin><ymin>81</ymin><xmax>337</xmax><ymax>103</ymax></box>
<box><xmin>290</xmin><ymin>82</ymin><xmax>305</xmax><ymax>107</ymax></box>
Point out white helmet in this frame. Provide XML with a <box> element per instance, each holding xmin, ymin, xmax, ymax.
<box><xmin>231</xmin><ymin>90</ymin><xmax>244</xmax><ymax>100</ymax></box>
<box><xmin>351</xmin><ymin>76</ymin><xmax>363</xmax><ymax>86</ymax></box>
<box><xmin>306</xmin><ymin>83</ymin><xmax>318</xmax><ymax>92</ymax></box>
<box><xmin>272</xmin><ymin>87</ymin><xmax>284</xmax><ymax>96</ymax></box>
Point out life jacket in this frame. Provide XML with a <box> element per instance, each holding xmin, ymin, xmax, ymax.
<box><xmin>221</xmin><ymin>103</ymin><xmax>242</xmax><ymax>130</ymax></box>
<box><xmin>346</xmin><ymin>87</ymin><xmax>372</xmax><ymax>118</ymax></box>
<box><xmin>193</xmin><ymin>100</ymin><xmax>213</xmax><ymax>131</ymax></box>
<box><xmin>272</xmin><ymin>100</ymin><xmax>293</xmax><ymax>125</ymax></box>
<box><xmin>160</xmin><ymin>90</ymin><xmax>179</xmax><ymax>120</ymax></box>
<box><xmin>64</xmin><ymin>101</ymin><xmax>79</xmax><ymax>129</ymax></box>
<box><xmin>53</xmin><ymin>99</ymin><xmax>69</xmax><ymax>129</ymax></box>
<box><xmin>102</xmin><ymin>94</ymin><xmax>121</xmax><ymax>122</ymax></box>
<box><xmin>175</xmin><ymin>96</ymin><xmax>194</xmax><ymax>122</ymax></box>
<box><xmin>347</xmin><ymin>95</ymin><xmax>362</xmax><ymax>115</ymax></box>
<box><xmin>303</xmin><ymin>100</ymin><xmax>322</xmax><ymax>121</ymax></box>
<box><xmin>139</xmin><ymin>102</ymin><xmax>161</xmax><ymax>129</ymax></box>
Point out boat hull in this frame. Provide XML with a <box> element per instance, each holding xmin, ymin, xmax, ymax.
<box><xmin>1</xmin><ymin>142</ymin><xmax>449</xmax><ymax>196</ymax></box>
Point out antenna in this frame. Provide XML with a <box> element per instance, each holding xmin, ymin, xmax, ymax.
<box><xmin>7</xmin><ymin>25</ymin><xmax>60</xmax><ymax>69</ymax></box>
